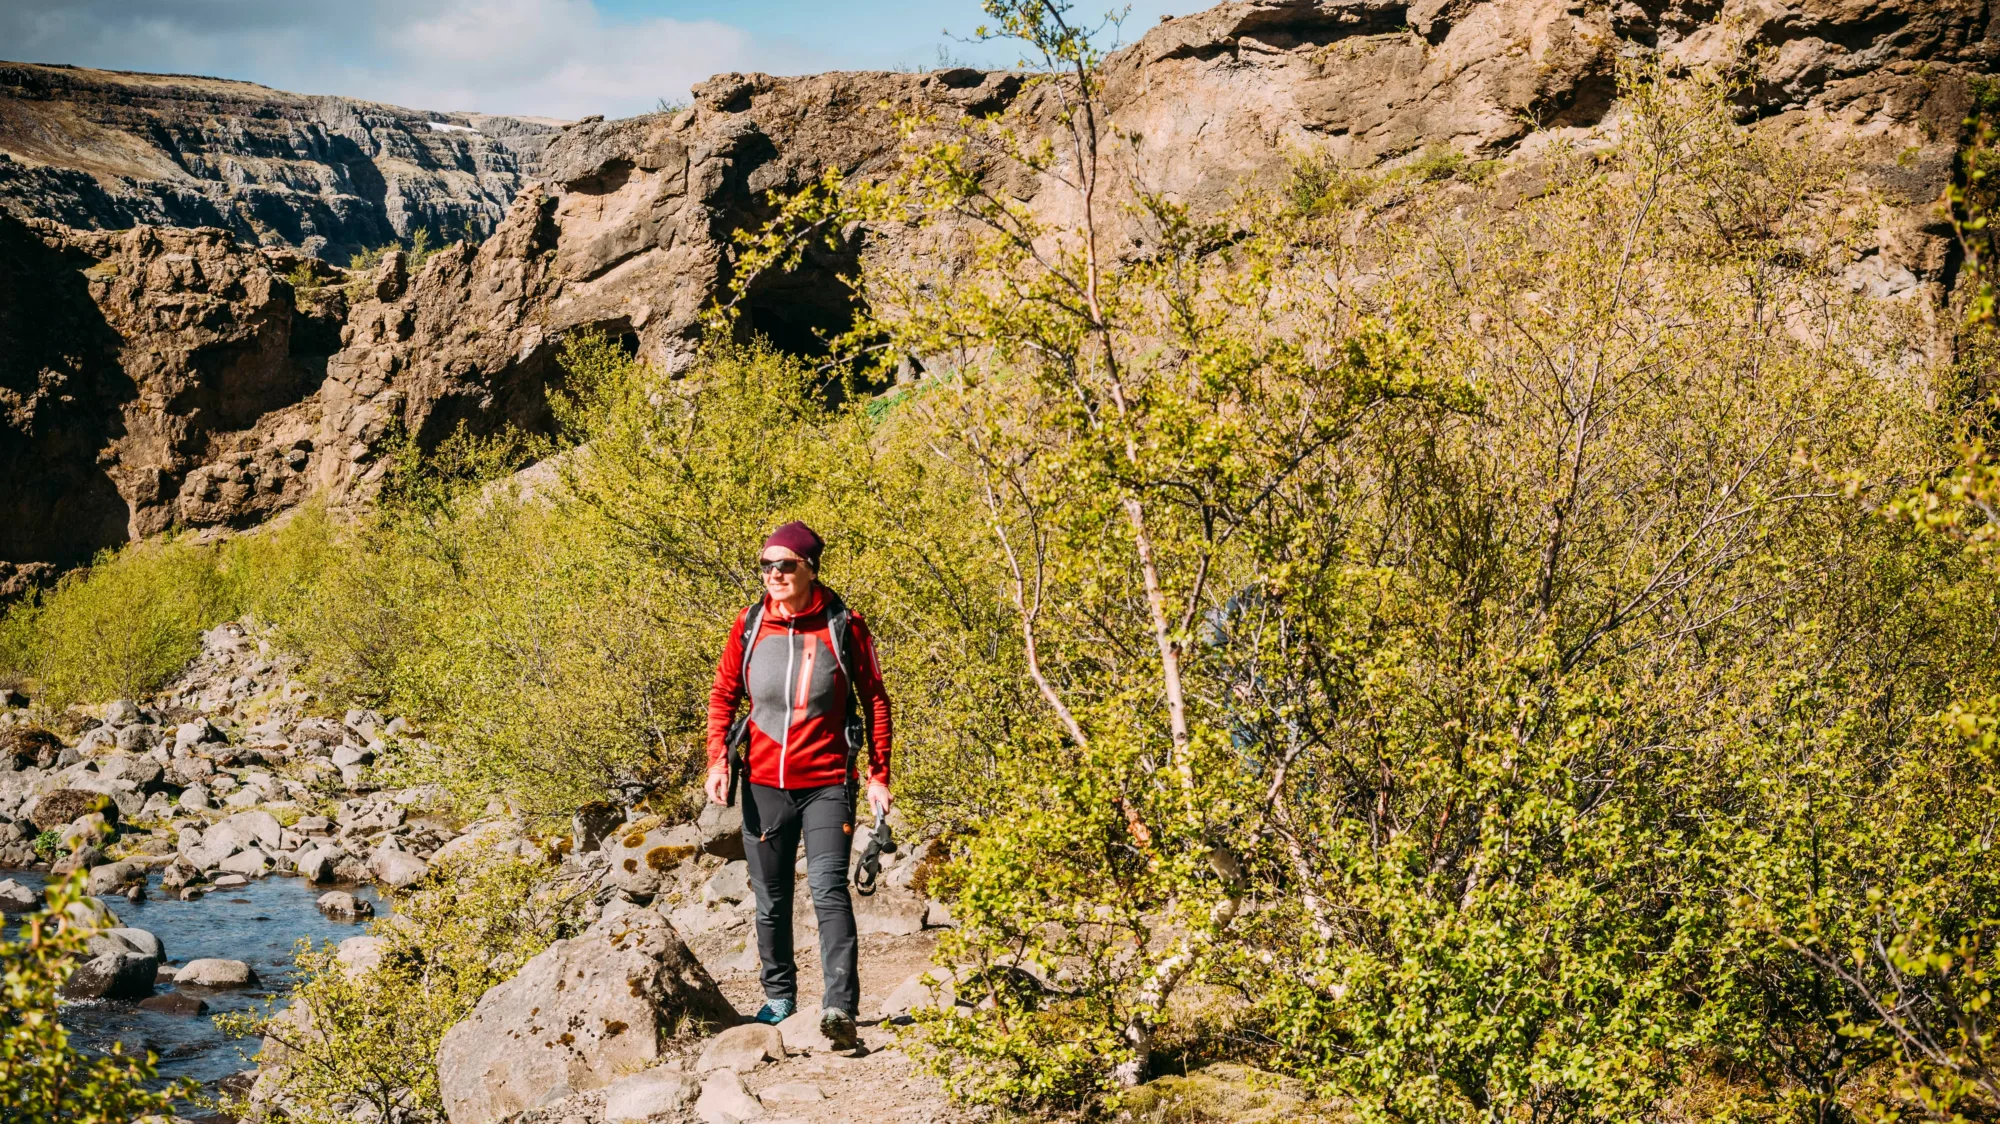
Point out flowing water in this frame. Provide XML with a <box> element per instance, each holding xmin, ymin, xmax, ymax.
<box><xmin>6</xmin><ymin>869</ymin><xmax>385</xmax><ymax>1090</ymax></box>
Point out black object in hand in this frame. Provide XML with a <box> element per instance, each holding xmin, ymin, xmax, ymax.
<box><xmin>853</xmin><ymin>816</ymin><xmax>893</xmax><ymax>896</ymax></box>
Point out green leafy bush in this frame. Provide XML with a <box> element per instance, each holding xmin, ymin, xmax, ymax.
<box><xmin>217</xmin><ymin>850</ymin><xmax>587</xmax><ymax>1124</ymax></box>
<box><xmin>1</xmin><ymin>873</ymin><xmax>192</xmax><ymax>1122</ymax></box>
<box><xmin>0</xmin><ymin>537</ymin><xmax>237</xmax><ymax>709</ymax></box>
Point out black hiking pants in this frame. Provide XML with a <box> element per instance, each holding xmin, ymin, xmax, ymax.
<box><xmin>742</xmin><ymin>781</ymin><xmax>858</xmax><ymax>1015</ymax></box>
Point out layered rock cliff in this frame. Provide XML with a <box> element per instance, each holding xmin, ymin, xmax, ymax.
<box><xmin>0</xmin><ymin>0</ymin><xmax>1990</xmax><ymax>585</ymax></box>
<box><xmin>0</xmin><ymin>62</ymin><xmax>562</xmax><ymax>262</ymax></box>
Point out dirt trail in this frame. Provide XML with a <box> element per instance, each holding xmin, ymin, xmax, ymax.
<box><xmin>694</xmin><ymin>922</ymin><xmax>979</xmax><ymax>1124</ymax></box>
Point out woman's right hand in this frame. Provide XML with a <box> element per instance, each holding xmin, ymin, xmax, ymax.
<box><xmin>705</xmin><ymin>768</ymin><xmax>729</xmax><ymax>805</ymax></box>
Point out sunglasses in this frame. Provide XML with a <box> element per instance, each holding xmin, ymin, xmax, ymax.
<box><xmin>758</xmin><ymin>557</ymin><xmax>805</xmax><ymax>575</ymax></box>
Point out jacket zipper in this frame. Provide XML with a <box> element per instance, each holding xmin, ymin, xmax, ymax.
<box><xmin>779</xmin><ymin>618</ymin><xmax>795</xmax><ymax>788</ymax></box>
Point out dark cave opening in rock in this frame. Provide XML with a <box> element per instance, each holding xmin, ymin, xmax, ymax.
<box><xmin>740</xmin><ymin>267</ymin><xmax>859</xmax><ymax>361</ymax></box>
<box><xmin>737</xmin><ymin>250</ymin><xmax>895</xmax><ymax>405</ymax></box>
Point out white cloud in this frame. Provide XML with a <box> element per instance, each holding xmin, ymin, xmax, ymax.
<box><xmin>0</xmin><ymin>0</ymin><xmax>769</xmax><ymax>119</ymax></box>
<box><xmin>360</xmin><ymin>0</ymin><xmax>759</xmax><ymax>117</ymax></box>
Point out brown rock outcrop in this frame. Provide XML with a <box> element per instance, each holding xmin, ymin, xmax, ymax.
<box><xmin>1</xmin><ymin>213</ymin><xmax>341</xmax><ymax>567</ymax></box>
<box><xmin>0</xmin><ymin>0</ymin><xmax>1989</xmax><ymax>577</ymax></box>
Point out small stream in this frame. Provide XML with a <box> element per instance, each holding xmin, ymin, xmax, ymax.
<box><xmin>6</xmin><ymin>869</ymin><xmax>385</xmax><ymax>1090</ymax></box>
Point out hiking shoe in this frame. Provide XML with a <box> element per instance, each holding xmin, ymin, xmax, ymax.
<box><xmin>753</xmin><ymin>998</ymin><xmax>795</xmax><ymax>1026</ymax></box>
<box><xmin>820</xmin><ymin>1006</ymin><xmax>860</xmax><ymax>1051</ymax></box>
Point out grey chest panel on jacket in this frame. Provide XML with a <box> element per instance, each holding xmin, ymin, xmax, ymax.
<box><xmin>745</xmin><ymin>630</ymin><xmax>841</xmax><ymax>741</ymax></box>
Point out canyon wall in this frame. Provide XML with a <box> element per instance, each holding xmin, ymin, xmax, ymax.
<box><xmin>0</xmin><ymin>0</ymin><xmax>1990</xmax><ymax>586</ymax></box>
<box><xmin>0</xmin><ymin>62</ymin><xmax>561</xmax><ymax>263</ymax></box>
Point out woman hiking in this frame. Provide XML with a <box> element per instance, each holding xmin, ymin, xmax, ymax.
<box><xmin>704</xmin><ymin>520</ymin><xmax>892</xmax><ymax>1050</ymax></box>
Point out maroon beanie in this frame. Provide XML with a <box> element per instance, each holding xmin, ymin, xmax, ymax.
<box><xmin>763</xmin><ymin>520</ymin><xmax>825</xmax><ymax>569</ymax></box>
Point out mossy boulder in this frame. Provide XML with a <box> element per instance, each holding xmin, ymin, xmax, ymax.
<box><xmin>0</xmin><ymin>726</ymin><xmax>63</xmax><ymax>770</ymax></box>
<box><xmin>1115</xmin><ymin>1063</ymin><xmax>1314</xmax><ymax>1124</ymax></box>
<box><xmin>603</xmin><ymin>822</ymin><xmax>701</xmax><ymax>896</ymax></box>
<box><xmin>28</xmin><ymin>788</ymin><xmax>118</xmax><ymax>832</ymax></box>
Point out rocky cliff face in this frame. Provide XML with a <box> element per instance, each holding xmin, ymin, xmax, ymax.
<box><xmin>0</xmin><ymin>62</ymin><xmax>562</xmax><ymax>262</ymax></box>
<box><xmin>0</xmin><ymin>216</ymin><xmax>344</xmax><ymax>573</ymax></box>
<box><xmin>0</xmin><ymin>0</ymin><xmax>1989</xmax><ymax>584</ymax></box>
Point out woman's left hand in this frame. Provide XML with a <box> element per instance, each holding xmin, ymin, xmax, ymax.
<box><xmin>867</xmin><ymin>781</ymin><xmax>892</xmax><ymax>817</ymax></box>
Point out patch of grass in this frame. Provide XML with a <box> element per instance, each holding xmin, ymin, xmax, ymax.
<box><xmin>1283</xmin><ymin>149</ymin><xmax>1378</xmax><ymax>216</ymax></box>
<box><xmin>284</xmin><ymin>262</ymin><xmax>325</xmax><ymax>306</ymax></box>
<box><xmin>1404</xmin><ymin>140</ymin><xmax>1468</xmax><ymax>183</ymax></box>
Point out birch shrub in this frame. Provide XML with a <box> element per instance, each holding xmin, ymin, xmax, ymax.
<box><xmin>744</xmin><ymin>4</ymin><xmax>1996</xmax><ymax>1115</ymax></box>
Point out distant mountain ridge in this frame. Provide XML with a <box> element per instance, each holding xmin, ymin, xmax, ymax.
<box><xmin>0</xmin><ymin>61</ymin><xmax>566</xmax><ymax>262</ymax></box>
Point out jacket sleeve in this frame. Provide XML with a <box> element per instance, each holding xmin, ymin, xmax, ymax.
<box><xmin>852</xmin><ymin>615</ymin><xmax>893</xmax><ymax>786</ymax></box>
<box><xmin>706</xmin><ymin>606</ymin><xmax>750</xmax><ymax>775</ymax></box>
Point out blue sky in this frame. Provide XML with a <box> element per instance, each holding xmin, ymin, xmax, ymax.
<box><xmin>0</xmin><ymin>1</ymin><xmax>1197</xmax><ymax>119</ymax></box>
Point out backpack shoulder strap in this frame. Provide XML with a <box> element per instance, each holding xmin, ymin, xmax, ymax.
<box><xmin>818</xmin><ymin>585</ymin><xmax>858</xmax><ymax>681</ymax></box>
<box><xmin>737</xmin><ymin>601</ymin><xmax>765</xmax><ymax>684</ymax></box>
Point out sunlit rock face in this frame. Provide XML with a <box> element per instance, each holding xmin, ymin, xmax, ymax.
<box><xmin>0</xmin><ymin>0</ymin><xmax>1990</xmax><ymax>580</ymax></box>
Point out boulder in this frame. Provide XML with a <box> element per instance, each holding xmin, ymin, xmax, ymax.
<box><xmin>292</xmin><ymin>844</ymin><xmax>337</xmax><ymax>882</ymax></box>
<box><xmin>701</xmin><ymin>861</ymin><xmax>750</xmax><ymax>906</ymax></box>
<box><xmin>89</xmin><ymin>927</ymin><xmax>164</xmax><ymax>960</ymax></box>
<box><xmin>876</xmin><ymin>970</ymin><xmax>944</xmax><ymax>1020</ymax></box>
<box><xmin>317</xmin><ymin>890</ymin><xmax>374</xmax><ymax>920</ymax></box>
<box><xmin>70</xmin><ymin>775</ymin><xmax>147</xmax><ymax>821</ymax></box>
<box><xmin>852</xmin><ymin>888</ymin><xmax>927</xmax><ymax>937</ymax></box>
<box><xmin>27</xmin><ymin>788</ymin><xmax>117</xmax><ymax>831</ymax></box>
<box><xmin>603</xmin><ymin>822</ymin><xmax>702</xmax><ymax>897</ymax></box>
<box><xmin>571</xmin><ymin>801</ymin><xmax>623</xmax><ymax>853</ymax></box>
<box><xmin>160</xmin><ymin>858</ymin><xmax>203</xmax><ymax>892</ymax></box>
<box><xmin>369</xmin><ymin>849</ymin><xmax>429</xmax><ymax>889</ymax></box>
<box><xmin>217</xmin><ymin>847</ymin><xmax>275</xmax><ymax>876</ymax></box>
<box><xmin>113</xmin><ymin>724</ymin><xmax>158</xmax><ymax>755</ymax></box>
<box><xmin>174</xmin><ymin>720</ymin><xmax>217</xmax><ymax>752</ymax></box>
<box><xmin>693</xmin><ymin>1070</ymin><xmax>762</xmax><ymax>1124</ymax></box>
<box><xmin>139</xmin><ymin>991</ymin><xmax>210</xmax><ymax>1016</ymax></box>
<box><xmin>760</xmin><ymin>1081</ymin><xmax>826</xmax><ymax>1105</ymax></box>
<box><xmin>436</xmin><ymin>910</ymin><xmax>734</xmax><ymax>1124</ymax></box>
<box><xmin>183</xmin><ymin>836</ymin><xmax>238</xmax><ymax>872</ymax></box>
<box><xmin>330</xmin><ymin>744</ymin><xmax>372</xmax><ymax>768</ymax></box>
<box><xmin>696</xmin><ymin>1022</ymin><xmax>783</xmax><ymax>1073</ymax></box>
<box><xmin>222</xmin><ymin>809</ymin><xmax>284</xmax><ymax>850</ymax></box>
<box><xmin>64</xmin><ymin>896</ymin><xmax>119</xmax><ymax>928</ymax></box>
<box><xmin>97</xmin><ymin>755</ymin><xmax>163</xmax><ymax>787</ymax></box>
<box><xmin>62</xmin><ymin>951</ymin><xmax>159</xmax><ymax>999</ymax></box>
<box><xmin>695</xmin><ymin>803</ymin><xmax>745</xmax><ymax>862</ymax></box>
<box><xmin>52</xmin><ymin>844</ymin><xmax>108</xmax><ymax>874</ymax></box>
<box><xmin>602</xmin><ymin>1068</ymin><xmax>700</xmax><ymax>1124</ymax></box>
<box><xmin>336</xmin><ymin>935</ymin><xmax>389</xmax><ymax>975</ymax></box>
<box><xmin>0</xmin><ymin>878</ymin><xmax>39</xmax><ymax>912</ymax></box>
<box><xmin>776</xmin><ymin>1005</ymin><xmax>839</xmax><ymax>1053</ymax></box>
<box><xmin>85</xmin><ymin>861</ymin><xmax>145</xmax><ymax>896</ymax></box>
<box><xmin>177</xmin><ymin>958</ymin><xmax>258</xmax><ymax>988</ymax></box>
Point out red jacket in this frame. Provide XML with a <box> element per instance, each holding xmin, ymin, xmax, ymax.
<box><xmin>706</xmin><ymin>585</ymin><xmax>892</xmax><ymax>790</ymax></box>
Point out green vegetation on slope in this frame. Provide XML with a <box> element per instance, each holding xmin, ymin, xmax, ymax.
<box><xmin>5</xmin><ymin>8</ymin><xmax>2000</xmax><ymax>1119</ymax></box>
